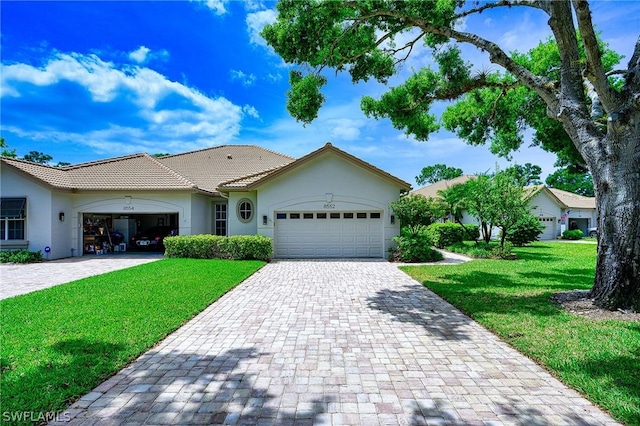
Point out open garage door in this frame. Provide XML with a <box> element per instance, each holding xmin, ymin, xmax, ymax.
<box><xmin>82</xmin><ymin>213</ymin><xmax>178</xmax><ymax>254</ymax></box>
<box><xmin>274</xmin><ymin>211</ymin><xmax>383</xmax><ymax>258</ymax></box>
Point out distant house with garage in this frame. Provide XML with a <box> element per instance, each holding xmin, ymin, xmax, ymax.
<box><xmin>1</xmin><ymin>143</ymin><xmax>410</xmax><ymax>260</ymax></box>
<box><xmin>412</xmin><ymin>175</ymin><xmax>597</xmax><ymax>240</ymax></box>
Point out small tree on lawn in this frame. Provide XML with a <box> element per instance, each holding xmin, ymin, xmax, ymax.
<box><xmin>460</xmin><ymin>175</ymin><xmax>494</xmax><ymax>244</ymax></box>
<box><xmin>390</xmin><ymin>194</ymin><xmax>445</xmax><ymax>237</ymax></box>
<box><xmin>484</xmin><ymin>173</ymin><xmax>533</xmax><ymax>248</ymax></box>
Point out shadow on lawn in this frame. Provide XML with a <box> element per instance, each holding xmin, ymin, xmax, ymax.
<box><xmin>522</xmin><ymin>268</ymin><xmax>595</xmax><ymax>289</ymax></box>
<box><xmin>417</xmin><ymin>270</ymin><xmax>582</xmax><ymax>318</ymax></box>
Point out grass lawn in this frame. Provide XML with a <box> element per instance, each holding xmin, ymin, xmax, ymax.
<box><xmin>0</xmin><ymin>258</ymin><xmax>263</xmax><ymax>420</ymax></box>
<box><xmin>401</xmin><ymin>242</ymin><xmax>640</xmax><ymax>425</ymax></box>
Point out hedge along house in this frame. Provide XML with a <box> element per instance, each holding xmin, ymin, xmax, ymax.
<box><xmin>0</xmin><ymin>143</ymin><xmax>410</xmax><ymax>260</ymax></box>
<box><xmin>412</xmin><ymin>175</ymin><xmax>597</xmax><ymax>240</ymax></box>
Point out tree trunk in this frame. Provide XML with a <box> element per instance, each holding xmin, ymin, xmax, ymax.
<box><xmin>588</xmin><ymin>122</ymin><xmax>640</xmax><ymax>311</ymax></box>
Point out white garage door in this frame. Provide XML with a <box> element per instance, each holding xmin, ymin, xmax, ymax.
<box><xmin>538</xmin><ymin>217</ymin><xmax>557</xmax><ymax>240</ymax></box>
<box><xmin>274</xmin><ymin>211</ymin><xmax>383</xmax><ymax>258</ymax></box>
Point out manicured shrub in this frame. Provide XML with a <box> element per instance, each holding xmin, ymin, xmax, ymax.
<box><xmin>562</xmin><ymin>229</ymin><xmax>584</xmax><ymax>240</ymax></box>
<box><xmin>164</xmin><ymin>235</ymin><xmax>273</xmax><ymax>261</ymax></box>
<box><xmin>0</xmin><ymin>249</ymin><xmax>42</xmax><ymax>264</ymax></box>
<box><xmin>425</xmin><ymin>222</ymin><xmax>466</xmax><ymax>248</ymax></box>
<box><xmin>391</xmin><ymin>235</ymin><xmax>443</xmax><ymax>263</ymax></box>
<box><xmin>505</xmin><ymin>213</ymin><xmax>546</xmax><ymax>246</ymax></box>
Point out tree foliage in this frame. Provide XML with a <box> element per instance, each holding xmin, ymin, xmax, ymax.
<box><xmin>502</xmin><ymin>163</ymin><xmax>542</xmax><ymax>187</ymax></box>
<box><xmin>415</xmin><ymin>163</ymin><xmax>463</xmax><ymax>186</ymax></box>
<box><xmin>263</xmin><ymin>0</ymin><xmax>640</xmax><ymax>310</ymax></box>
<box><xmin>0</xmin><ymin>137</ymin><xmax>17</xmax><ymax>158</ymax></box>
<box><xmin>546</xmin><ymin>167</ymin><xmax>595</xmax><ymax>197</ymax></box>
<box><xmin>390</xmin><ymin>194</ymin><xmax>445</xmax><ymax>237</ymax></box>
<box><xmin>22</xmin><ymin>151</ymin><xmax>53</xmax><ymax>165</ymax></box>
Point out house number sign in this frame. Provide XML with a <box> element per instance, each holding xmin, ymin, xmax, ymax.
<box><xmin>123</xmin><ymin>206</ymin><xmax>134</xmax><ymax>211</ymax></box>
<box><xmin>323</xmin><ymin>203</ymin><xmax>336</xmax><ymax>209</ymax></box>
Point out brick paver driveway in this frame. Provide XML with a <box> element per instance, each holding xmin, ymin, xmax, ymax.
<box><xmin>0</xmin><ymin>253</ymin><xmax>163</xmax><ymax>300</ymax></box>
<box><xmin>55</xmin><ymin>260</ymin><xmax>617</xmax><ymax>425</ymax></box>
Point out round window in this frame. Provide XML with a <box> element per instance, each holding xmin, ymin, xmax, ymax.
<box><xmin>237</xmin><ymin>199</ymin><xmax>253</xmax><ymax>223</ymax></box>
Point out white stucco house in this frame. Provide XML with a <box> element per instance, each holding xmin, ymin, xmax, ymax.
<box><xmin>412</xmin><ymin>175</ymin><xmax>597</xmax><ymax>240</ymax></box>
<box><xmin>0</xmin><ymin>143</ymin><xmax>410</xmax><ymax>260</ymax></box>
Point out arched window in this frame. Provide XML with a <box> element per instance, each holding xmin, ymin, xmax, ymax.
<box><xmin>237</xmin><ymin>199</ymin><xmax>253</xmax><ymax>223</ymax></box>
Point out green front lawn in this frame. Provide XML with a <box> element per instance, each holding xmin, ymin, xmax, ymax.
<box><xmin>401</xmin><ymin>242</ymin><xmax>640</xmax><ymax>425</ymax></box>
<box><xmin>0</xmin><ymin>258</ymin><xmax>263</xmax><ymax>420</ymax></box>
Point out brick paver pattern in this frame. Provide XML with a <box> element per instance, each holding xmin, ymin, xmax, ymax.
<box><xmin>54</xmin><ymin>260</ymin><xmax>618</xmax><ymax>425</ymax></box>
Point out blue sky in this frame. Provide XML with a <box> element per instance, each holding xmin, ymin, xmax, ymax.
<box><xmin>1</xmin><ymin>1</ymin><xmax>638</xmax><ymax>187</ymax></box>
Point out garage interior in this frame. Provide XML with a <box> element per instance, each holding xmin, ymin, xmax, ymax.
<box><xmin>82</xmin><ymin>213</ymin><xmax>178</xmax><ymax>254</ymax></box>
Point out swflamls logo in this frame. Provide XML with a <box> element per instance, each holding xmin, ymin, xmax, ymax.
<box><xmin>2</xmin><ymin>411</ymin><xmax>71</xmax><ymax>423</ymax></box>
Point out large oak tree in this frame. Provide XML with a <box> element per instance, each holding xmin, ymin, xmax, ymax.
<box><xmin>263</xmin><ymin>0</ymin><xmax>640</xmax><ymax>311</ymax></box>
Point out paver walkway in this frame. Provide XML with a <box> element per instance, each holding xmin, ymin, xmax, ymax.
<box><xmin>0</xmin><ymin>253</ymin><xmax>163</xmax><ymax>300</ymax></box>
<box><xmin>53</xmin><ymin>260</ymin><xmax>618</xmax><ymax>425</ymax></box>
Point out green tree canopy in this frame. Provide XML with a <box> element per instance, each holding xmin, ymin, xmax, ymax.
<box><xmin>390</xmin><ymin>194</ymin><xmax>445</xmax><ymax>237</ymax></box>
<box><xmin>502</xmin><ymin>163</ymin><xmax>542</xmax><ymax>187</ymax></box>
<box><xmin>546</xmin><ymin>167</ymin><xmax>595</xmax><ymax>197</ymax></box>
<box><xmin>415</xmin><ymin>163</ymin><xmax>463</xmax><ymax>186</ymax></box>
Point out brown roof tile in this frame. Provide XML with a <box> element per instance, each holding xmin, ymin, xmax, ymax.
<box><xmin>157</xmin><ymin>145</ymin><xmax>294</xmax><ymax>193</ymax></box>
<box><xmin>411</xmin><ymin>175</ymin><xmax>476</xmax><ymax>198</ymax></box>
<box><xmin>547</xmin><ymin>187</ymin><xmax>595</xmax><ymax>209</ymax></box>
<box><xmin>219</xmin><ymin>143</ymin><xmax>411</xmax><ymax>191</ymax></box>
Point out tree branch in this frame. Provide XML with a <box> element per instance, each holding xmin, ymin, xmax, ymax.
<box><xmin>454</xmin><ymin>0</ymin><xmax>549</xmax><ymax>20</ymax></box>
<box><xmin>571</xmin><ymin>0</ymin><xmax>619</xmax><ymax>112</ymax></box>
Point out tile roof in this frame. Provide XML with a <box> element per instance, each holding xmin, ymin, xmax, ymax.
<box><xmin>411</xmin><ymin>175</ymin><xmax>476</xmax><ymax>198</ymax></box>
<box><xmin>1</xmin><ymin>145</ymin><xmax>294</xmax><ymax>194</ymax></box>
<box><xmin>157</xmin><ymin>145</ymin><xmax>294</xmax><ymax>193</ymax></box>
<box><xmin>2</xmin><ymin>154</ymin><xmax>197</xmax><ymax>191</ymax></box>
<box><xmin>218</xmin><ymin>142</ymin><xmax>411</xmax><ymax>191</ymax></box>
<box><xmin>547</xmin><ymin>187</ymin><xmax>596</xmax><ymax>209</ymax></box>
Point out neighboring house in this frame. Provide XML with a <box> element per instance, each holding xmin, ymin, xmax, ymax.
<box><xmin>0</xmin><ymin>143</ymin><xmax>410</xmax><ymax>260</ymax></box>
<box><xmin>412</xmin><ymin>176</ymin><xmax>597</xmax><ymax>240</ymax></box>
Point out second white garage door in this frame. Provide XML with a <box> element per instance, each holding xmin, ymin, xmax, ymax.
<box><xmin>274</xmin><ymin>211</ymin><xmax>383</xmax><ymax>258</ymax></box>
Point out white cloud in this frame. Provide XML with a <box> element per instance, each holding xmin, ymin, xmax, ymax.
<box><xmin>1</xmin><ymin>52</ymin><xmax>245</xmax><ymax>154</ymax></box>
<box><xmin>128</xmin><ymin>46</ymin><xmax>169</xmax><ymax>65</ymax></box>
<box><xmin>129</xmin><ymin>46</ymin><xmax>150</xmax><ymax>64</ymax></box>
<box><xmin>190</xmin><ymin>0</ymin><xmax>227</xmax><ymax>15</ymax></box>
<box><xmin>230</xmin><ymin>69</ymin><xmax>257</xmax><ymax>86</ymax></box>
<box><xmin>328</xmin><ymin>118</ymin><xmax>362</xmax><ymax>141</ymax></box>
<box><xmin>242</xmin><ymin>105</ymin><xmax>260</xmax><ymax>119</ymax></box>
<box><xmin>246</xmin><ymin>9</ymin><xmax>277</xmax><ymax>47</ymax></box>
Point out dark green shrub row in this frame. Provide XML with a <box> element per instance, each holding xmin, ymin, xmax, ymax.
<box><xmin>164</xmin><ymin>235</ymin><xmax>273</xmax><ymax>261</ymax></box>
<box><xmin>391</xmin><ymin>235</ymin><xmax>443</xmax><ymax>263</ymax></box>
<box><xmin>562</xmin><ymin>229</ymin><xmax>584</xmax><ymax>240</ymax></box>
<box><xmin>446</xmin><ymin>241</ymin><xmax>515</xmax><ymax>259</ymax></box>
<box><xmin>0</xmin><ymin>249</ymin><xmax>42</xmax><ymax>264</ymax></box>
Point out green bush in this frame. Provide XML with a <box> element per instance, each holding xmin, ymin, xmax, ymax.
<box><xmin>425</xmin><ymin>222</ymin><xmax>466</xmax><ymax>248</ymax></box>
<box><xmin>164</xmin><ymin>235</ymin><xmax>273</xmax><ymax>261</ymax></box>
<box><xmin>491</xmin><ymin>241</ymin><xmax>515</xmax><ymax>259</ymax></box>
<box><xmin>0</xmin><ymin>249</ymin><xmax>42</xmax><ymax>264</ymax></box>
<box><xmin>505</xmin><ymin>213</ymin><xmax>546</xmax><ymax>246</ymax></box>
<box><xmin>391</xmin><ymin>235</ymin><xmax>443</xmax><ymax>263</ymax></box>
<box><xmin>461</xmin><ymin>224</ymin><xmax>480</xmax><ymax>241</ymax></box>
<box><xmin>562</xmin><ymin>229</ymin><xmax>584</xmax><ymax>240</ymax></box>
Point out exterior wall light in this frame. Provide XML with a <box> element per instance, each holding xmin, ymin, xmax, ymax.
<box><xmin>390</xmin><ymin>215</ymin><xmax>395</xmax><ymax>225</ymax></box>
<box><xmin>263</xmin><ymin>215</ymin><xmax>268</xmax><ymax>225</ymax></box>
<box><xmin>59</xmin><ymin>212</ymin><xmax>65</xmax><ymax>222</ymax></box>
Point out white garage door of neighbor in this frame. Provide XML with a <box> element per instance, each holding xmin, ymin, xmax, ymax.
<box><xmin>538</xmin><ymin>217</ymin><xmax>556</xmax><ymax>240</ymax></box>
<box><xmin>274</xmin><ymin>211</ymin><xmax>383</xmax><ymax>258</ymax></box>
